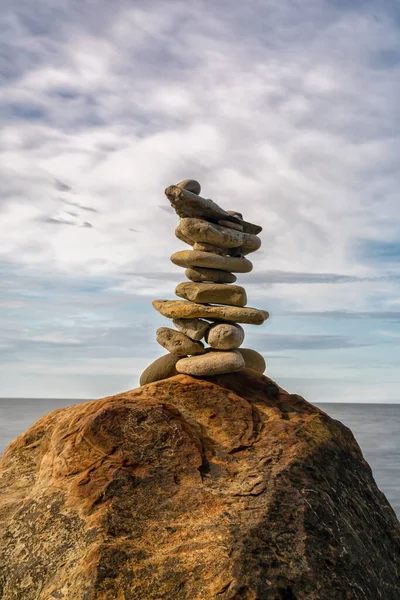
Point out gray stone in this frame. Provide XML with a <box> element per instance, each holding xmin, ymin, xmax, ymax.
<box><xmin>206</xmin><ymin>323</ymin><xmax>245</xmax><ymax>350</ymax></box>
<box><xmin>165</xmin><ymin>185</ymin><xmax>262</xmax><ymax>234</ymax></box>
<box><xmin>176</xmin><ymin>179</ymin><xmax>201</xmax><ymax>195</ymax></box>
<box><xmin>185</xmin><ymin>267</ymin><xmax>237</xmax><ymax>284</ymax></box>
<box><xmin>218</xmin><ymin>220</ymin><xmax>244</xmax><ymax>231</ymax></box>
<box><xmin>175</xmin><ymin>282</ymin><xmax>247</xmax><ymax>307</ymax></box>
<box><xmin>172</xmin><ymin>318</ymin><xmax>210</xmax><ymax>341</ymax></box>
<box><xmin>237</xmin><ymin>348</ymin><xmax>266</xmax><ymax>373</ymax></box>
<box><xmin>176</xmin><ymin>218</ymin><xmax>261</xmax><ymax>254</ymax></box>
<box><xmin>153</xmin><ymin>300</ymin><xmax>269</xmax><ymax>325</ymax></box>
<box><xmin>140</xmin><ymin>354</ymin><xmax>180</xmax><ymax>386</ymax></box>
<box><xmin>156</xmin><ymin>327</ymin><xmax>205</xmax><ymax>356</ymax></box>
<box><xmin>176</xmin><ymin>350</ymin><xmax>245</xmax><ymax>376</ymax></box>
<box><xmin>171</xmin><ymin>250</ymin><xmax>253</xmax><ymax>273</ymax></box>
<box><xmin>193</xmin><ymin>242</ymin><xmax>226</xmax><ymax>256</ymax></box>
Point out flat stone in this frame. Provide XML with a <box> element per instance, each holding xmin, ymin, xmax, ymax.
<box><xmin>185</xmin><ymin>267</ymin><xmax>237</xmax><ymax>284</ymax></box>
<box><xmin>176</xmin><ymin>218</ymin><xmax>261</xmax><ymax>254</ymax></box>
<box><xmin>175</xmin><ymin>282</ymin><xmax>247</xmax><ymax>307</ymax></box>
<box><xmin>218</xmin><ymin>220</ymin><xmax>244</xmax><ymax>231</ymax></box>
<box><xmin>206</xmin><ymin>323</ymin><xmax>245</xmax><ymax>350</ymax></box>
<box><xmin>176</xmin><ymin>350</ymin><xmax>245</xmax><ymax>376</ymax></box>
<box><xmin>176</xmin><ymin>179</ymin><xmax>201</xmax><ymax>195</ymax></box>
<box><xmin>153</xmin><ymin>300</ymin><xmax>269</xmax><ymax>325</ymax></box>
<box><xmin>171</xmin><ymin>250</ymin><xmax>253</xmax><ymax>273</ymax></box>
<box><xmin>237</xmin><ymin>348</ymin><xmax>266</xmax><ymax>373</ymax></box>
<box><xmin>193</xmin><ymin>242</ymin><xmax>226</xmax><ymax>256</ymax></box>
<box><xmin>156</xmin><ymin>327</ymin><xmax>205</xmax><ymax>356</ymax></box>
<box><xmin>140</xmin><ymin>354</ymin><xmax>180</xmax><ymax>386</ymax></box>
<box><xmin>172</xmin><ymin>318</ymin><xmax>210</xmax><ymax>341</ymax></box>
<box><xmin>165</xmin><ymin>185</ymin><xmax>262</xmax><ymax>234</ymax></box>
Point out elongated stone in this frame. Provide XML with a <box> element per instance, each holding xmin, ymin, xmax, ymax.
<box><xmin>237</xmin><ymin>348</ymin><xmax>266</xmax><ymax>373</ymax></box>
<box><xmin>176</xmin><ymin>218</ymin><xmax>261</xmax><ymax>254</ymax></box>
<box><xmin>140</xmin><ymin>354</ymin><xmax>180</xmax><ymax>386</ymax></box>
<box><xmin>156</xmin><ymin>327</ymin><xmax>205</xmax><ymax>356</ymax></box>
<box><xmin>171</xmin><ymin>250</ymin><xmax>253</xmax><ymax>273</ymax></box>
<box><xmin>176</xmin><ymin>350</ymin><xmax>245</xmax><ymax>376</ymax></box>
<box><xmin>193</xmin><ymin>242</ymin><xmax>227</xmax><ymax>256</ymax></box>
<box><xmin>218</xmin><ymin>220</ymin><xmax>243</xmax><ymax>231</ymax></box>
<box><xmin>173</xmin><ymin>318</ymin><xmax>210</xmax><ymax>341</ymax></box>
<box><xmin>165</xmin><ymin>185</ymin><xmax>262</xmax><ymax>234</ymax></box>
<box><xmin>175</xmin><ymin>282</ymin><xmax>247</xmax><ymax>307</ymax></box>
<box><xmin>185</xmin><ymin>267</ymin><xmax>237</xmax><ymax>284</ymax></box>
<box><xmin>206</xmin><ymin>323</ymin><xmax>244</xmax><ymax>350</ymax></box>
<box><xmin>153</xmin><ymin>300</ymin><xmax>269</xmax><ymax>325</ymax></box>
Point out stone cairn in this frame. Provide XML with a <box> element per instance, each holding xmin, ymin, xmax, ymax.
<box><xmin>140</xmin><ymin>179</ymin><xmax>269</xmax><ymax>385</ymax></box>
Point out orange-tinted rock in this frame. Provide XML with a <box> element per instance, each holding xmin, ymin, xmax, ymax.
<box><xmin>1</xmin><ymin>372</ymin><xmax>399</xmax><ymax>599</ymax></box>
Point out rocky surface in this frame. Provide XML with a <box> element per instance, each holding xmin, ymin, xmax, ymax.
<box><xmin>153</xmin><ymin>299</ymin><xmax>269</xmax><ymax>324</ymax></box>
<box><xmin>176</xmin><ymin>350</ymin><xmax>245</xmax><ymax>376</ymax></box>
<box><xmin>176</xmin><ymin>218</ymin><xmax>261</xmax><ymax>254</ymax></box>
<box><xmin>175</xmin><ymin>281</ymin><xmax>247</xmax><ymax>307</ymax></box>
<box><xmin>1</xmin><ymin>371</ymin><xmax>399</xmax><ymax>600</ymax></box>
<box><xmin>156</xmin><ymin>327</ymin><xmax>205</xmax><ymax>356</ymax></box>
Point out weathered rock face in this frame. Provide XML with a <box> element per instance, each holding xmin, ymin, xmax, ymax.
<box><xmin>1</xmin><ymin>371</ymin><xmax>399</xmax><ymax>600</ymax></box>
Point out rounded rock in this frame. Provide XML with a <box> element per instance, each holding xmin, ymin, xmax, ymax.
<box><xmin>156</xmin><ymin>327</ymin><xmax>205</xmax><ymax>356</ymax></box>
<box><xmin>176</xmin><ymin>218</ymin><xmax>261</xmax><ymax>255</ymax></box>
<box><xmin>171</xmin><ymin>250</ymin><xmax>253</xmax><ymax>273</ymax></box>
<box><xmin>237</xmin><ymin>348</ymin><xmax>266</xmax><ymax>373</ymax></box>
<box><xmin>206</xmin><ymin>323</ymin><xmax>245</xmax><ymax>350</ymax></box>
<box><xmin>153</xmin><ymin>300</ymin><xmax>268</xmax><ymax>325</ymax></box>
<box><xmin>185</xmin><ymin>267</ymin><xmax>237</xmax><ymax>284</ymax></box>
<box><xmin>176</xmin><ymin>179</ymin><xmax>201</xmax><ymax>195</ymax></box>
<box><xmin>140</xmin><ymin>354</ymin><xmax>180</xmax><ymax>386</ymax></box>
<box><xmin>193</xmin><ymin>242</ymin><xmax>227</xmax><ymax>256</ymax></box>
<box><xmin>176</xmin><ymin>350</ymin><xmax>245</xmax><ymax>377</ymax></box>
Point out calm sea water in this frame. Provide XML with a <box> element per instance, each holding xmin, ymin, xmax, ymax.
<box><xmin>0</xmin><ymin>399</ymin><xmax>399</xmax><ymax>518</ymax></box>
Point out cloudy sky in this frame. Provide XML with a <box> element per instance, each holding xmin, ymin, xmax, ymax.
<box><xmin>1</xmin><ymin>0</ymin><xmax>400</xmax><ymax>402</ymax></box>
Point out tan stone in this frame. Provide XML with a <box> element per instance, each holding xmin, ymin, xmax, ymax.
<box><xmin>193</xmin><ymin>242</ymin><xmax>226</xmax><ymax>256</ymax></box>
<box><xmin>206</xmin><ymin>323</ymin><xmax>245</xmax><ymax>350</ymax></box>
<box><xmin>153</xmin><ymin>300</ymin><xmax>269</xmax><ymax>325</ymax></box>
<box><xmin>173</xmin><ymin>318</ymin><xmax>210</xmax><ymax>341</ymax></box>
<box><xmin>176</xmin><ymin>218</ymin><xmax>261</xmax><ymax>254</ymax></box>
<box><xmin>171</xmin><ymin>250</ymin><xmax>253</xmax><ymax>273</ymax></box>
<box><xmin>165</xmin><ymin>184</ymin><xmax>262</xmax><ymax>234</ymax></box>
<box><xmin>237</xmin><ymin>348</ymin><xmax>266</xmax><ymax>373</ymax></box>
<box><xmin>218</xmin><ymin>220</ymin><xmax>244</xmax><ymax>231</ymax></box>
<box><xmin>176</xmin><ymin>350</ymin><xmax>245</xmax><ymax>376</ymax></box>
<box><xmin>175</xmin><ymin>282</ymin><xmax>247</xmax><ymax>307</ymax></box>
<box><xmin>140</xmin><ymin>354</ymin><xmax>180</xmax><ymax>386</ymax></box>
<box><xmin>156</xmin><ymin>327</ymin><xmax>205</xmax><ymax>356</ymax></box>
<box><xmin>185</xmin><ymin>267</ymin><xmax>237</xmax><ymax>284</ymax></box>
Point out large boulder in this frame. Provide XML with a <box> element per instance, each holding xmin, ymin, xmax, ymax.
<box><xmin>1</xmin><ymin>371</ymin><xmax>399</xmax><ymax>599</ymax></box>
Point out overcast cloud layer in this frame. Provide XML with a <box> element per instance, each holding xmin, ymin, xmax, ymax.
<box><xmin>1</xmin><ymin>0</ymin><xmax>400</xmax><ymax>402</ymax></box>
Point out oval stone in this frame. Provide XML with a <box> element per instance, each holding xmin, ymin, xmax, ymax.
<box><xmin>185</xmin><ymin>267</ymin><xmax>237</xmax><ymax>284</ymax></box>
<box><xmin>172</xmin><ymin>318</ymin><xmax>210</xmax><ymax>341</ymax></box>
<box><xmin>140</xmin><ymin>354</ymin><xmax>180</xmax><ymax>386</ymax></box>
<box><xmin>176</xmin><ymin>350</ymin><xmax>245</xmax><ymax>377</ymax></box>
<box><xmin>237</xmin><ymin>348</ymin><xmax>266</xmax><ymax>373</ymax></box>
<box><xmin>206</xmin><ymin>323</ymin><xmax>245</xmax><ymax>350</ymax></box>
<box><xmin>171</xmin><ymin>250</ymin><xmax>253</xmax><ymax>273</ymax></box>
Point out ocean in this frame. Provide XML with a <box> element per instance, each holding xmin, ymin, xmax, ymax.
<box><xmin>0</xmin><ymin>399</ymin><xmax>399</xmax><ymax>518</ymax></box>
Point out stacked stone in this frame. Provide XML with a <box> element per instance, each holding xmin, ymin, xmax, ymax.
<box><xmin>140</xmin><ymin>179</ymin><xmax>269</xmax><ymax>385</ymax></box>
